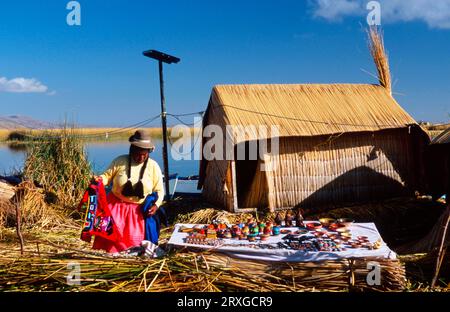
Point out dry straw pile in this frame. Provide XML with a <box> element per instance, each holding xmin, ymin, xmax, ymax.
<box><xmin>0</xmin><ymin>127</ymin><xmax>90</xmax><ymax>241</ymax></box>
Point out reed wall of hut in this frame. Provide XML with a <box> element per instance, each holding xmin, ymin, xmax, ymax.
<box><xmin>241</xmin><ymin>127</ymin><xmax>427</xmax><ymax>210</ymax></box>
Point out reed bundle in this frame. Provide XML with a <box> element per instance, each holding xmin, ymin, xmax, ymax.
<box><xmin>0</xmin><ymin>181</ymin><xmax>15</xmax><ymax>201</ymax></box>
<box><xmin>15</xmin><ymin>181</ymin><xmax>70</xmax><ymax>228</ymax></box>
<box><xmin>174</xmin><ymin>208</ymin><xmax>254</xmax><ymax>225</ymax></box>
<box><xmin>0</xmin><ymin>181</ymin><xmax>73</xmax><ymax>231</ymax></box>
<box><xmin>368</xmin><ymin>26</ymin><xmax>392</xmax><ymax>94</ymax></box>
<box><xmin>399</xmin><ymin>204</ymin><xmax>450</xmax><ymax>254</ymax></box>
<box><xmin>200</xmin><ymin>253</ymin><xmax>406</xmax><ymax>292</ymax></box>
<box><xmin>400</xmin><ymin>251</ymin><xmax>450</xmax><ymax>288</ymax></box>
<box><xmin>23</xmin><ymin>127</ymin><xmax>91</xmax><ymax>208</ymax></box>
<box><xmin>0</xmin><ymin>200</ymin><xmax>13</xmax><ymax>239</ymax></box>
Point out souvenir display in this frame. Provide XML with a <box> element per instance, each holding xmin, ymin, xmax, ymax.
<box><xmin>179</xmin><ymin>217</ymin><xmax>378</xmax><ymax>253</ymax></box>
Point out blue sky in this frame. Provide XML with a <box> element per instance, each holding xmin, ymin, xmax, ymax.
<box><xmin>0</xmin><ymin>0</ymin><xmax>449</xmax><ymax>126</ymax></box>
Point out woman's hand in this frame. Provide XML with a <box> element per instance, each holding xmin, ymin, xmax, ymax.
<box><xmin>145</xmin><ymin>205</ymin><xmax>158</xmax><ymax>218</ymax></box>
<box><xmin>91</xmin><ymin>176</ymin><xmax>102</xmax><ymax>183</ymax></box>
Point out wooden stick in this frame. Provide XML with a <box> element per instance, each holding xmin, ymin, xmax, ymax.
<box><xmin>36</xmin><ymin>242</ymin><xmax>41</xmax><ymax>257</ymax></box>
<box><xmin>431</xmin><ymin>203</ymin><xmax>450</xmax><ymax>288</ymax></box>
<box><xmin>15</xmin><ymin>201</ymin><xmax>24</xmax><ymax>255</ymax></box>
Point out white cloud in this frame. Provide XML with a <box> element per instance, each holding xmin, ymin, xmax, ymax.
<box><xmin>312</xmin><ymin>0</ymin><xmax>361</xmax><ymax>21</ymax></box>
<box><xmin>0</xmin><ymin>76</ymin><xmax>49</xmax><ymax>93</ymax></box>
<box><xmin>310</xmin><ymin>0</ymin><xmax>450</xmax><ymax>29</ymax></box>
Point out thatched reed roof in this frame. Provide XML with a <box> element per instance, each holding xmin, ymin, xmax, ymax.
<box><xmin>206</xmin><ymin>83</ymin><xmax>418</xmax><ymax>144</ymax></box>
<box><xmin>431</xmin><ymin>127</ymin><xmax>450</xmax><ymax>145</ymax></box>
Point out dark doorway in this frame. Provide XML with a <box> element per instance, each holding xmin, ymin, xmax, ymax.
<box><xmin>235</xmin><ymin>141</ymin><xmax>259</xmax><ymax>207</ymax></box>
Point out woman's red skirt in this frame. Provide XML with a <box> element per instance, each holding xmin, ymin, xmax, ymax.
<box><xmin>93</xmin><ymin>192</ymin><xmax>145</xmax><ymax>253</ymax></box>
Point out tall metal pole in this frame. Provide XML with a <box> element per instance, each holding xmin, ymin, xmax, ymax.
<box><xmin>143</xmin><ymin>49</ymin><xmax>180</xmax><ymax>201</ymax></box>
<box><xmin>158</xmin><ymin>60</ymin><xmax>170</xmax><ymax>200</ymax></box>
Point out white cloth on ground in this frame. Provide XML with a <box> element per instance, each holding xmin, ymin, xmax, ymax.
<box><xmin>168</xmin><ymin>222</ymin><xmax>397</xmax><ymax>262</ymax></box>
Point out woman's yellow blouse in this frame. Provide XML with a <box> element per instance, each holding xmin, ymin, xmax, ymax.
<box><xmin>100</xmin><ymin>154</ymin><xmax>164</xmax><ymax>206</ymax></box>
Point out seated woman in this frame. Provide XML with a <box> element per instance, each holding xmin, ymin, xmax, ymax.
<box><xmin>93</xmin><ymin>130</ymin><xmax>164</xmax><ymax>253</ymax></box>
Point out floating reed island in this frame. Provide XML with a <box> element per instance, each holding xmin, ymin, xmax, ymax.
<box><xmin>1</xmin><ymin>196</ymin><xmax>449</xmax><ymax>291</ymax></box>
<box><xmin>0</xmin><ymin>246</ymin><xmax>406</xmax><ymax>292</ymax></box>
<box><xmin>1</xmin><ymin>27</ymin><xmax>449</xmax><ymax>292</ymax></box>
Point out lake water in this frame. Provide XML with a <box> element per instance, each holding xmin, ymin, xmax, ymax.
<box><xmin>0</xmin><ymin>139</ymin><xmax>200</xmax><ymax>193</ymax></box>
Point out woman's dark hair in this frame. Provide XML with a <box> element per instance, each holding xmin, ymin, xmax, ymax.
<box><xmin>121</xmin><ymin>145</ymin><xmax>150</xmax><ymax>199</ymax></box>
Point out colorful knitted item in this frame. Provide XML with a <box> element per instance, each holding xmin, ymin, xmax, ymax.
<box><xmin>79</xmin><ymin>180</ymin><xmax>120</xmax><ymax>243</ymax></box>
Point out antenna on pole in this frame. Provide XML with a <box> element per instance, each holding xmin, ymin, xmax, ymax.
<box><xmin>143</xmin><ymin>50</ymin><xmax>180</xmax><ymax>200</ymax></box>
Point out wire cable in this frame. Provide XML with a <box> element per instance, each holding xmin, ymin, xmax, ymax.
<box><xmin>168</xmin><ymin>111</ymin><xmax>204</xmax><ymax>117</ymax></box>
<box><xmin>77</xmin><ymin>114</ymin><xmax>161</xmax><ymax>139</ymax></box>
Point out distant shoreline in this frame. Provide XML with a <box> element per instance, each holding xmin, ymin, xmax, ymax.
<box><xmin>0</xmin><ymin>127</ymin><xmax>201</xmax><ymax>143</ymax></box>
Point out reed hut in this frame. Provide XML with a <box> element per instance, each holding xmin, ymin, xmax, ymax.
<box><xmin>198</xmin><ymin>84</ymin><xmax>429</xmax><ymax>212</ymax></box>
<box><xmin>426</xmin><ymin>127</ymin><xmax>450</xmax><ymax>199</ymax></box>
<box><xmin>198</xmin><ymin>28</ymin><xmax>430</xmax><ymax>212</ymax></box>
<box><xmin>403</xmin><ymin>128</ymin><xmax>449</xmax><ymax>273</ymax></box>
